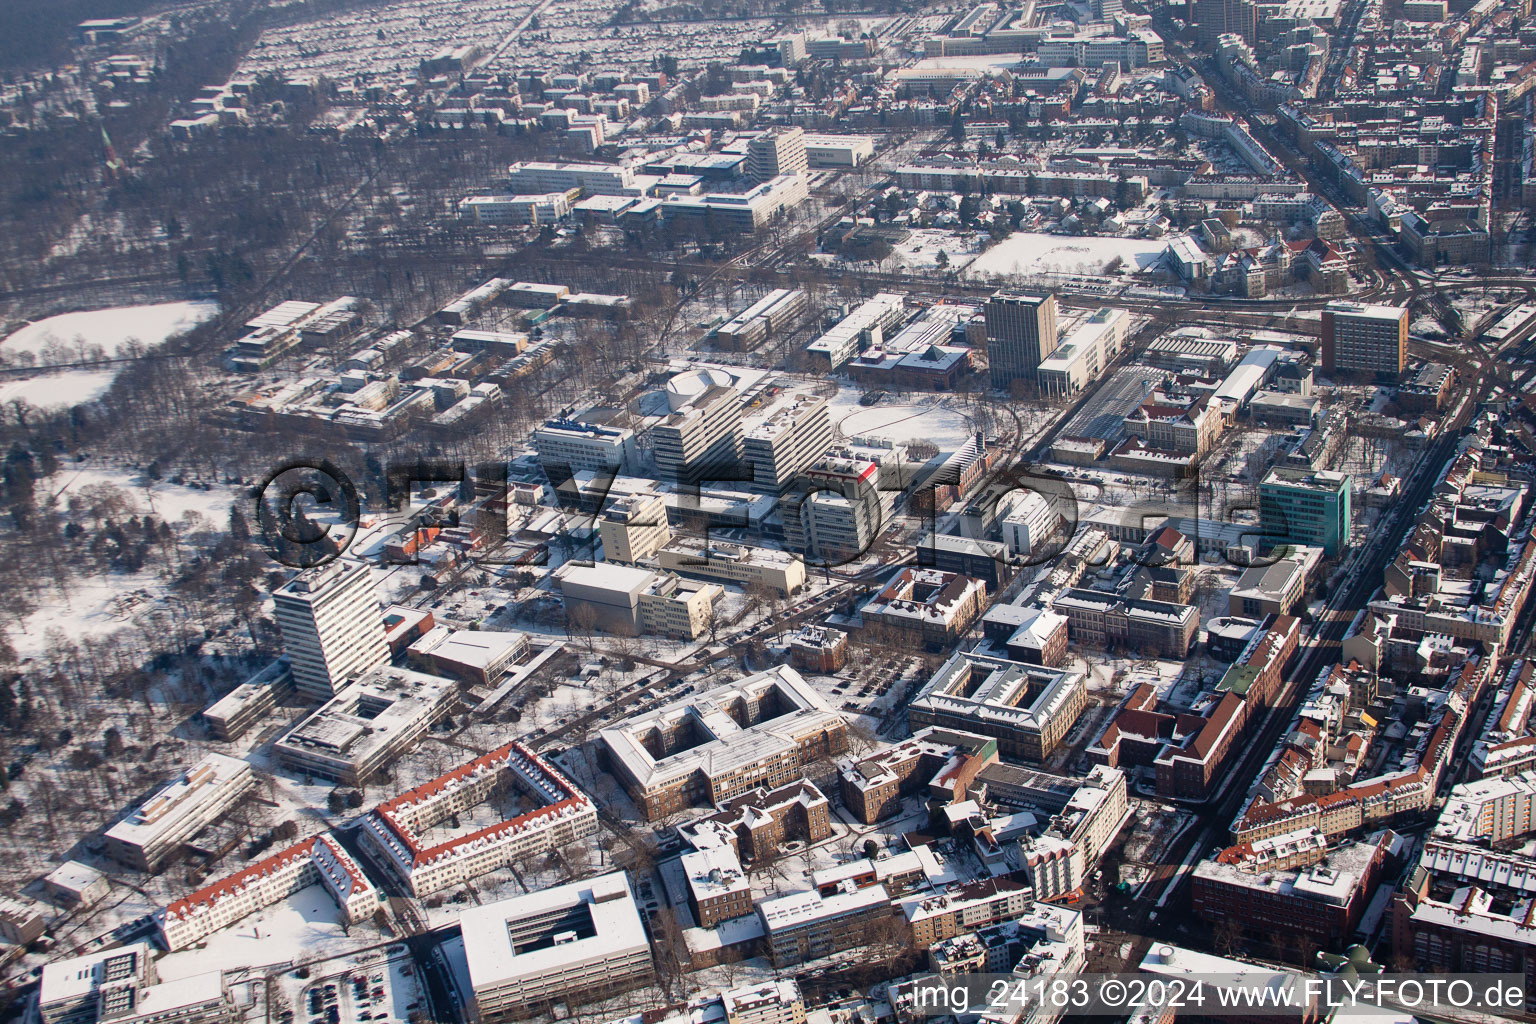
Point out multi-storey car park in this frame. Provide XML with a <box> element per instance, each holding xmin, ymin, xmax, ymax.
<box><xmin>462</xmin><ymin>872</ymin><xmax>655</xmax><ymax>1021</ymax></box>
<box><xmin>362</xmin><ymin>741</ymin><xmax>598</xmax><ymax>896</ymax></box>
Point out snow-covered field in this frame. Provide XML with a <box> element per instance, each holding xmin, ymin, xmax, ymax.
<box><xmin>888</xmin><ymin>228</ymin><xmax>984</xmax><ymax>272</ymax></box>
<box><xmin>0</xmin><ymin>368</ymin><xmax>121</xmax><ymax>411</ymax></box>
<box><xmin>824</xmin><ymin>385</ymin><xmax>977</xmax><ymax>449</ymax></box>
<box><xmin>51</xmin><ymin>465</ymin><xmax>238</xmax><ymax>524</ymax></box>
<box><xmin>2</xmin><ymin>301</ymin><xmax>218</xmax><ymax>365</ymax></box>
<box><xmin>965</xmin><ymin>232</ymin><xmax>1169</xmax><ymax>280</ymax></box>
<box><xmin>0</xmin><ymin>300</ymin><xmax>219</xmax><ymax>411</ymax></box>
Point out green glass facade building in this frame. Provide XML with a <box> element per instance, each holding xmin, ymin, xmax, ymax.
<box><xmin>1259</xmin><ymin>468</ymin><xmax>1352</xmax><ymax>557</ymax></box>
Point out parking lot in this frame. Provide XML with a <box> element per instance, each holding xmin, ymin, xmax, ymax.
<box><xmin>291</xmin><ymin>951</ymin><xmax>422</xmax><ymax>1024</ymax></box>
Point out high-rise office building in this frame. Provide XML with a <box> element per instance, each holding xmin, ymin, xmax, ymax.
<box><xmin>784</xmin><ymin>451</ymin><xmax>889</xmax><ymax>564</ymax></box>
<box><xmin>651</xmin><ymin>385</ymin><xmax>745</xmax><ymax>485</ymax></box>
<box><xmin>273</xmin><ymin>559</ymin><xmax>390</xmax><ymax>700</ymax></box>
<box><xmin>1320</xmin><ymin>301</ymin><xmax>1409</xmax><ymax>378</ymax></box>
<box><xmin>599</xmin><ymin>493</ymin><xmax>672</xmax><ymax>563</ymax></box>
<box><xmin>1195</xmin><ymin>0</ymin><xmax>1256</xmax><ymax>48</ymax></box>
<box><xmin>743</xmin><ymin>393</ymin><xmax>834</xmax><ymax>493</ymax></box>
<box><xmin>747</xmin><ymin>127</ymin><xmax>809</xmax><ymax>183</ymax></box>
<box><xmin>985</xmin><ymin>292</ymin><xmax>1059</xmax><ymax>390</ymax></box>
<box><xmin>768</xmin><ymin>33</ymin><xmax>807</xmax><ymax>66</ymax></box>
<box><xmin>1259</xmin><ymin>468</ymin><xmax>1353</xmax><ymax>558</ymax></box>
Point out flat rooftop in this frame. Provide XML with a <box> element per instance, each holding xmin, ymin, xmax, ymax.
<box><xmin>461</xmin><ymin>872</ymin><xmax>648</xmax><ymax>990</ymax></box>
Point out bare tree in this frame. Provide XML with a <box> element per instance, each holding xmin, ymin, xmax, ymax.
<box><xmin>1215</xmin><ymin>915</ymin><xmax>1243</xmax><ymax>954</ymax></box>
<box><xmin>846</xmin><ymin>720</ymin><xmax>880</xmax><ymax>757</ymax></box>
<box><xmin>649</xmin><ymin>907</ymin><xmax>689</xmax><ymax>998</ymax></box>
<box><xmin>566</xmin><ymin>601</ymin><xmax>601</xmax><ymax>653</ymax></box>
<box><xmin>560</xmin><ymin>841</ymin><xmax>593</xmax><ymax>880</ymax></box>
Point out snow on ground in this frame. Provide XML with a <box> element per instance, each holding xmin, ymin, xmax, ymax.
<box><xmin>1447</xmin><ymin>289</ymin><xmax>1515</xmax><ymax>331</ymax></box>
<box><xmin>1087</xmin><ymin>656</ymin><xmax>1194</xmax><ymax>706</ymax></box>
<box><xmin>0</xmin><ymin>300</ymin><xmax>219</xmax><ymax>411</ymax></box>
<box><xmin>382</xmin><ymin>955</ymin><xmax>427</xmax><ymax>1022</ymax></box>
<box><xmin>14</xmin><ymin>572</ymin><xmax>172</xmax><ymax>662</ymax></box>
<box><xmin>10</xmin><ymin>465</ymin><xmax>243</xmax><ymax>660</ymax></box>
<box><xmin>888</xmin><ymin>227</ymin><xmax>984</xmax><ymax>272</ymax></box>
<box><xmin>823</xmin><ymin>386</ymin><xmax>977</xmax><ymax>449</ymax></box>
<box><xmin>964</xmin><ymin>232</ymin><xmax>1170</xmax><ymax>280</ymax></box>
<box><xmin>1412</xmin><ymin>314</ymin><xmax>1445</xmax><ymax>338</ymax></box>
<box><xmin>154</xmin><ymin>883</ymin><xmax>363</xmax><ymax>981</ymax></box>
<box><xmin>2</xmin><ymin>300</ymin><xmax>218</xmax><ymax>365</ymax></box>
<box><xmin>0</xmin><ymin>368</ymin><xmax>121</xmax><ymax>411</ymax></box>
<box><xmin>51</xmin><ymin>465</ymin><xmax>239</xmax><ymax>525</ymax></box>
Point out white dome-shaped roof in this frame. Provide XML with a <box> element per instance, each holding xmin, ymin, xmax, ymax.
<box><xmin>665</xmin><ymin>367</ymin><xmax>735</xmax><ymax>411</ymax></box>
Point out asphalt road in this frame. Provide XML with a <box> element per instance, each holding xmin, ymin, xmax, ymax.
<box><xmin>327</xmin><ymin>825</ymin><xmax>461</xmax><ymax>1024</ymax></box>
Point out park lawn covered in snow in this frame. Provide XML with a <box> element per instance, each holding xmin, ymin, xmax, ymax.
<box><xmin>9</xmin><ymin>464</ymin><xmax>243</xmax><ymax>659</ymax></box>
<box><xmin>0</xmin><ymin>300</ymin><xmax>219</xmax><ymax>411</ymax></box>
<box><xmin>965</xmin><ymin>232</ymin><xmax>1170</xmax><ymax>280</ymax></box>
<box><xmin>0</xmin><ymin>368</ymin><xmax>122</xmax><ymax>411</ymax></box>
<box><xmin>50</xmin><ymin>464</ymin><xmax>239</xmax><ymax>525</ymax></box>
<box><xmin>2</xmin><ymin>300</ymin><xmax>219</xmax><ymax>365</ymax></box>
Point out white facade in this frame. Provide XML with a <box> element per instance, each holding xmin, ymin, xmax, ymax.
<box><xmin>656</xmin><ymin>541</ymin><xmax>807</xmax><ymax>597</ymax></box>
<box><xmin>363</xmin><ymin>742</ymin><xmax>598</xmax><ymax>896</ymax></box>
<box><xmin>506</xmin><ymin>160</ymin><xmax>638</xmax><ymax>195</ymax></box>
<box><xmin>103</xmin><ymin>753</ymin><xmax>254</xmax><ymax>871</ymax></box>
<box><xmin>651</xmin><ymin>383</ymin><xmax>745</xmax><ymax>484</ymax></box>
<box><xmin>458</xmin><ymin>193</ymin><xmax>572</xmax><ymax>225</ymax></box>
<box><xmin>464</xmin><ymin>873</ymin><xmax>654</xmax><ymax>1019</ymax></box>
<box><xmin>802</xmin><ymin>134</ymin><xmax>876</xmax><ymax>169</ymax></box>
<box><xmin>1034</xmin><ymin>307</ymin><xmax>1130</xmax><ymax>396</ymax></box>
<box><xmin>600</xmin><ymin>493</ymin><xmax>672</xmax><ymax>562</ymax></box>
<box><xmin>274</xmin><ymin>666</ymin><xmax>457</xmax><ymax>784</ymax></box>
<box><xmin>532</xmin><ymin>418</ymin><xmax>637</xmax><ymax>475</ymax></box>
<box><xmin>1033</xmin><ymin>29</ymin><xmax>1164</xmax><ymax>68</ymax></box>
<box><xmin>43</xmin><ymin>861</ymin><xmax>109</xmax><ymax>907</ymax></box>
<box><xmin>1000</xmin><ymin>490</ymin><xmax>1061</xmax><ymax>556</ymax></box>
<box><xmin>659</xmin><ymin>175</ymin><xmax>809</xmax><ymax>232</ymax></box>
<box><xmin>273</xmin><ymin>559</ymin><xmax>390</xmax><ymax>700</ymax></box>
<box><xmin>1434</xmin><ymin>770</ymin><xmax>1536</xmax><ymax>844</ymax></box>
<box><xmin>38</xmin><ymin>944</ymin><xmax>235</xmax><ymax>1024</ymax></box>
<box><xmin>1018</xmin><ymin>835</ymin><xmax>1084</xmax><ymax>901</ymax></box>
<box><xmin>747</xmin><ymin>127</ymin><xmax>808</xmax><ymax>181</ymax></box>
<box><xmin>159</xmin><ymin>832</ymin><xmax>378</xmax><ymax>951</ymax></box>
<box><xmin>806</xmin><ymin>293</ymin><xmax>906</xmax><ymax>369</ymax></box>
<box><xmin>785</xmin><ymin>490</ymin><xmax>880</xmax><ymax>564</ymax></box>
<box><xmin>742</xmin><ymin>393</ymin><xmax>834</xmax><ymax>493</ymax></box>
